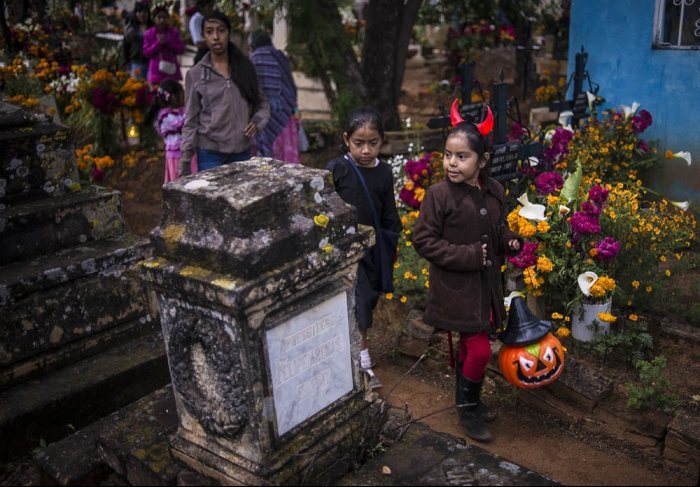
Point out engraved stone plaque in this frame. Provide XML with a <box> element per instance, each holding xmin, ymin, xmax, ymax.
<box><xmin>266</xmin><ymin>292</ymin><xmax>353</xmax><ymax>435</ymax></box>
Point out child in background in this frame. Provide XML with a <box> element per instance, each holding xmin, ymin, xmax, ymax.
<box><xmin>412</xmin><ymin>101</ymin><xmax>522</xmax><ymax>442</ymax></box>
<box><xmin>142</xmin><ymin>5</ymin><xmax>185</xmax><ymax>85</ymax></box>
<box><xmin>144</xmin><ymin>80</ymin><xmax>196</xmax><ymax>183</ymax></box>
<box><xmin>326</xmin><ymin>107</ymin><xmax>402</xmax><ymax>389</ymax></box>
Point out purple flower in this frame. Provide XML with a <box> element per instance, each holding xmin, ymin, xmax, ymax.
<box><xmin>91</xmin><ymin>87</ymin><xmax>119</xmax><ymax>115</ymax></box>
<box><xmin>535</xmin><ymin>171</ymin><xmax>564</xmax><ymax>195</ymax></box>
<box><xmin>508</xmin><ymin>241</ymin><xmax>538</xmax><ymax>269</ymax></box>
<box><xmin>594</xmin><ymin>236</ymin><xmax>621</xmax><ymax>261</ymax></box>
<box><xmin>637</xmin><ymin>139</ymin><xmax>649</xmax><ymax>155</ymax></box>
<box><xmin>581</xmin><ymin>200</ymin><xmax>601</xmax><ymax>216</ymax></box>
<box><xmin>588</xmin><ymin>185</ymin><xmax>609</xmax><ymax>205</ymax></box>
<box><xmin>570</xmin><ymin>211</ymin><xmax>601</xmax><ymax>234</ymax></box>
<box><xmin>631</xmin><ymin>109</ymin><xmax>653</xmax><ymax>133</ymax></box>
<box><xmin>542</xmin><ymin>128</ymin><xmax>574</xmax><ymax>165</ymax></box>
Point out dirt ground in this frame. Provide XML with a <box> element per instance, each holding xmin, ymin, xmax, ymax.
<box><xmin>97</xmin><ymin>147</ymin><xmax>697</xmax><ymax>487</ymax></box>
<box><xmin>86</xmin><ymin>59</ymin><xmax>700</xmax><ymax>486</ymax></box>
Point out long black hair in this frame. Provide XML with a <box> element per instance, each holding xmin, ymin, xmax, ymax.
<box><xmin>200</xmin><ymin>11</ymin><xmax>261</xmax><ymax>111</ymax></box>
<box><xmin>342</xmin><ymin>107</ymin><xmax>385</xmax><ymax>150</ymax></box>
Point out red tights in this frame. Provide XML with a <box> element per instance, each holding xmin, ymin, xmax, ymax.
<box><xmin>457</xmin><ymin>331</ymin><xmax>491</xmax><ymax>381</ymax></box>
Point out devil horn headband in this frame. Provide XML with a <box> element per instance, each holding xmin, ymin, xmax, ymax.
<box><xmin>449</xmin><ymin>99</ymin><xmax>494</xmax><ymax>136</ymax></box>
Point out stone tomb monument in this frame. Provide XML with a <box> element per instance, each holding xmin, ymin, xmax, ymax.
<box><xmin>140</xmin><ymin>159</ymin><xmax>384</xmax><ymax>485</ymax></box>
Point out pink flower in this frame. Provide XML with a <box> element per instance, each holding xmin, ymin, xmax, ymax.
<box><xmin>570</xmin><ymin>211</ymin><xmax>601</xmax><ymax>234</ymax></box>
<box><xmin>399</xmin><ymin>187</ymin><xmax>421</xmax><ymax>209</ymax></box>
<box><xmin>580</xmin><ymin>200</ymin><xmax>601</xmax><ymax>216</ymax></box>
<box><xmin>535</xmin><ymin>171</ymin><xmax>564</xmax><ymax>195</ymax></box>
<box><xmin>588</xmin><ymin>185</ymin><xmax>609</xmax><ymax>205</ymax></box>
<box><xmin>594</xmin><ymin>236</ymin><xmax>621</xmax><ymax>261</ymax></box>
<box><xmin>508</xmin><ymin>241</ymin><xmax>538</xmax><ymax>269</ymax></box>
<box><xmin>631</xmin><ymin>109</ymin><xmax>652</xmax><ymax>133</ymax></box>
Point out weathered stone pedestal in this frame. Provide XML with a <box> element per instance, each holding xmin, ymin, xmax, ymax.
<box><xmin>140</xmin><ymin>159</ymin><xmax>384</xmax><ymax>485</ymax></box>
<box><xmin>0</xmin><ymin>101</ymin><xmax>158</xmax><ymax>459</ymax></box>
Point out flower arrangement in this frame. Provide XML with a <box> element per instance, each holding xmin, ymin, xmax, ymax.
<box><xmin>506</xmin><ymin>102</ymin><xmax>696</xmax><ymax>336</ymax></box>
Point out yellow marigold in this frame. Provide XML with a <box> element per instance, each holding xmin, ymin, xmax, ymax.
<box><xmin>664</xmin><ymin>149</ymin><xmax>673</xmax><ymax>159</ymax></box>
<box><xmin>659</xmin><ymin>255</ymin><xmax>667</xmax><ymax>262</ymax></box>
<box><xmin>536</xmin><ymin>220</ymin><xmax>550</xmax><ymax>233</ymax></box>
<box><xmin>551</xmin><ymin>312</ymin><xmax>564</xmax><ymax>320</ymax></box>
<box><xmin>597</xmin><ymin>312</ymin><xmax>617</xmax><ymax>323</ymax></box>
<box><xmin>507</xmin><ymin>208</ymin><xmax>521</xmax><ymax>231</ymax></box>
<box><xmin>628</xmin><ymin>314</ymin><xmax>638</xmax><ymax>321</ymax></box>
<box><xmin>546</xmin><ymin>194</ymin><xmax>560</xmax><ymax>206</ymax></box>
<box><xmin>385</xmin><ymin>293</ymin><xmax>394</xmax><ymax>300</ymax></box>
<box><xmin>519</xmin><ymin>219</ymin><xmax>537</xmax><ymax>238</ymax></box>
<box><xmin>589</xmin><ymin>283</ymin><xmax>606</xmax><ymax>298</ymax></box>
<box><xmin>404</xmin><ymin>180</ymin><xmax>414</xmax><ymax>191</ymax></box>
<box><xmin>400</xmin><ymin>296</ymin><xmax>407</xmax><ymax>303</ymax></box>
<box><xmin>646</xmin><ymin>286</ymin><xmax>653</xmax><ymax>293</ymax></box>
<box><xmin>414</xmin><ymin>187</ymin><xmax>426</xmax><ymax>202</ymax></box>
<box><xmin>555</xmin><ymin>326</ymin><xmax>571</xmax><ymax>338</ymax></box>
<box><xmin>631</xmin><ymin>280</ymin><xmax>640</xmax><ymax>289</ymax></box>
<box><xmin>665</xmin><ymin>269</ymin><xmax>671</xmax><ymax>277</ymax></box>
<box><xmin>565</xmin><ymin>241</ymin><xmax>572</xmax><ymax>249</ymax></box>
<box><xmin>596</xmin><ymin>276</ymin><xmax>616</xmax><ymax>292</ymax></box>
<box><xmin>536</xmin><ymin>256</ymin><xmax>554</xmax><ymax>273</ymax></box>
<box><xmin>589</xmin><ymin>248</ymin><xmax>598</xmax><ymax>257</ymax></box>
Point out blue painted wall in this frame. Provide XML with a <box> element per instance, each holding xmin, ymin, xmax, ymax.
<box><xmin>569</xmin><ymin>0</ymin><xmax>699</xmax><ymax>204</ymax></box>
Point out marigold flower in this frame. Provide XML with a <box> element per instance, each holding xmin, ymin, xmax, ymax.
<box><xmin>628</xmin><ymin>314</ymin><xmax>638</xmax><ymax>321</ymax></box>
<box><xmin>551</xmin><ymin>312</ymin><xmax>564</xmax><ymax>320</ymax></box>
<box><xmin>555</xmin><ymin>326</ymin><xmax>571</xmax><ymax>337</ymax></box>
<box><xmin>631</xmin><ymin>280</ymin><xmax>640</xmax><ymax>289</ymax></box>
<box><xmin>313</xmin><ymin>214</ymin><xmax>330</xmax><ymax>228</ymax></box>
<box><xmin>597</xmin><ymin>312</ymin><xmax>617</xmax><ymax>323</ymax></box>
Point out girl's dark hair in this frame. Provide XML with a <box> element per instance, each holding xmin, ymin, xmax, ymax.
<box><xmin>344</xmin><ymin>107</ymin><xmax>385</xmax><ymax>142</ymax></box>
<box><xmin>144</xmin><ymin>80</ymin><xmax>184</xmax><ymax>126</ymax></box>
<box><xmin>448</xmin><ymin>122</ymin><xmax>491</xmax><ymax>161</ymax></box>
<box><xmin>201</xmin><ymin>11</ymin><xmax>261</xmax><ymax>111</ymax></box>
<box><xmin>127</xmin><ymin>1</ymin><xmax>152</xmax><ymax>28</ymax></box>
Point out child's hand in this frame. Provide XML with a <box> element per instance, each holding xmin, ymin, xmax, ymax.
<box><xmin>508</xmin><ymin>239</ymin><xmax>521</xmax><ymax>251</ymax></box>
<box><xmin>481</xmin><ymin>243</ymin><xmax>488</xmax><ymax>266</ymax></box>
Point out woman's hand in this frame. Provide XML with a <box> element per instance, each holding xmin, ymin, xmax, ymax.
<box><xmin>508</xmin><ymin>239</ymin><xmax>521</xmax><ymax>251</ymax></box>
<box><xmin>481</xmin><ymin>243</ymin><xmax>488</xmax><ymax>266</ymax></box>
<box><xmin>244</xmin><ymin>121</ymin><xmax>258</xmax><ymax>137</ymax></box>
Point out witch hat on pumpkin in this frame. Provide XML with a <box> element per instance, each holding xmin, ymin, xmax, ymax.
<box><xmin>498</xmin><ymin>296</ymin><xmax>552</xmax><ymax>345</ymax></box>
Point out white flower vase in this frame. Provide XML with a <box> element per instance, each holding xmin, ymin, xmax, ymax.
<box><xmin>571</xmin><ymin>298</ymin><xmax>613</xmax><ymax>342</ymax></box>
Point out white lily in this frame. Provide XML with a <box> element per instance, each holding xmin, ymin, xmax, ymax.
<box><xmin>578</xmin><ymin>271</ymin><xmax>598</xmax><ymax>297</ymax></box>
<box><xmin>558</xmin><ymin>110</ymin><xmax>573</xmax><ymax>131</ymax></box>
<box><xmin>672</xmin><ymin>151</ymin><xmax>692</xmax><ymax>166</ymax></box>
<box><xmin>586</xmin><ymin>91</ymin><xmax>596</xmax><ymax>111</ymax></box>
<box><xmin>558</xmin><ymin>205</ymin><xmax>571</xmax><ymax>216</ymax></box>
<box><xmin>504</xmin><ymin>291</ymin><xmax>525</xmax><ymax>309</ymax></box>
<box><xmin>517</xmin><ymin>193</ymin><xmax>547</xmax><ymax>221</ymax></box>
<box><xmin>670</xmin><ymin>200</ymin><xmax>690</xmax><ymax>211</ymax></box>
<box><xmin>528</xmin><ymin>156</ymin><xmax>539</xmax><ymax>167</ymax></box>
<box><xmin>621</xmin><ymin>102</ymin><xmax>640</xmax><ymax>118</ymax></box>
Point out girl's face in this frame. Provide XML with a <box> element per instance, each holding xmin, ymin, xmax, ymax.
<box><xmin>343</xmin><ymin>124</ymin><xmax>382</xmax><ymax>168</ymax></box>
<box><xmin>203</xmin><ymin>19</ymin><xmax>229</xmax><ymax>55</ymax></box>
<box><xmin>443</xmin><ymin>132</ymin><xmax>486</xmax><ymax>186</ymax></box>
<box><xmin>154</xmin><ymin>11</ymin><xmax>169</xmax><ymax>29</ymax></box>
<box><xmin>135</xmin><ymin>10</ymin><xmax>149</xmax><ymax>24</ymax></box>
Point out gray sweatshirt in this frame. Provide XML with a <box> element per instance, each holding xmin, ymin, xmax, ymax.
<box><xmin>179</xmin><ymin>52</ymin><xmax>270</xmax><ymax>174</ymax></box>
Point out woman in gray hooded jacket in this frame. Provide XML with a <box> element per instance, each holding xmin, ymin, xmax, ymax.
<box><xmin>179</xmin><ymin>11</ymin><xmax>270</xmax><ymax>176</ymax></box>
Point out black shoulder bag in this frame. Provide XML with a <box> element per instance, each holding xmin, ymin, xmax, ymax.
<box><xmin>345</xmin><ymin>156</ymin><xmax>399</xmax><ymax>293</ymax></box>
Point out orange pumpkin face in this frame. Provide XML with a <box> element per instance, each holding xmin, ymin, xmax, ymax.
<box><xmin>498</xmin><ymin>333</ymin><xmax>565</xmax><ymax>389</ymax></box>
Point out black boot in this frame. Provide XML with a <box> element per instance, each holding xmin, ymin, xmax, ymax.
<box><xmin>456</xmin><ymin>360</ymin><xmax>496</xmax><ymax>423</ymax></box>
<box><xmin>455</xmin><ymin>370</ymin><xmax>492</xmax><ymax>442</ymax></box>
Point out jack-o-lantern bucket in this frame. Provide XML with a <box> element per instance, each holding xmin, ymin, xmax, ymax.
<box><xmin>498</xmin><ymin>333</ymin><xmax>565</xmax><ymax>388</ymax></box>
<box><xmin>497</xmin><ymin>297</ymin><xmax>565</xmax><ymax>388</ymax></box>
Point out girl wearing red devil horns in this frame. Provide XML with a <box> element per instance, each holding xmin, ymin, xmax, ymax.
<box><xmin>412</xmin><ymin>100</ymin><xmax>522</xmax><ymax>442</ymax></box>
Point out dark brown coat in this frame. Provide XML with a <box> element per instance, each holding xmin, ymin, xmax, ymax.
<box><xmin>412</xmin><ymin>177</ymin><xmax>521</xmax><ymax>334</ymax></box>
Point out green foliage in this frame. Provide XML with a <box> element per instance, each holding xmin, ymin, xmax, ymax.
<box><xmin>579</xmin><ymin>318</ymin><xmax>654</xmax><ymax>366</ymax></box>
<box><xmin>626</xmin><ymin>356</ymin><xmax>681</xmax><ymax>412</ymax></box>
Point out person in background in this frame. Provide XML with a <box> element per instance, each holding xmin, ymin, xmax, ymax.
<box><xmin>249</xmin><ymin>30</ymin><xmax>300</xmax><ymax>164</ymax></box>
<box><xmin>325</xmin><ymin>107</ymin><xmax>402</xmax><ymax>390</ymax></box>
<box><xmin>142</xmin><ymin>5</ymin><xmax>186</xmax><ymax>85</ymax></box>
<box><xmin>412</xmin><ymin>101</ymin><xmax>522</xmax><ymax>443</ymax></box>
<box><xmin>188</xmin><ymin>0</ymin><xmax>213</xmax><ymax>49</ymax></box>
<box><xmin>179</xmin><ymin>11</ymin><xmax>270</xmax><ymax>176</ymax></box>
<box><xmin>122</xmin><ymin>1</ymin><xmax>152</xmax><ymax>79</ymax></box>
<box><xmin>144</xmin><ymin>79</ymin><xmax>197</xmax><ymax>183</ymax></box>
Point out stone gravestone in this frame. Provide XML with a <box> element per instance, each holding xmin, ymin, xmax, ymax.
<box><xmin>0</xmin><ymin>101</ymin><xmax>157</xmax><ymax>457</ymax></box>
<box><xmin>140</xmin><ymin>159</ymin><xmax>385</xmax><ymax>485</ymax></box>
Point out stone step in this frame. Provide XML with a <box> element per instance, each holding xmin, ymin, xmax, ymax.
<box><xmin>0</xmin><ymin>185</ymin><xmax>125</xmax><ymax>266</ymax></box>
<box><xmin>0</xmin><ymin>233</ymin><xmax>153</xmax><ymax>388</ymax></box>
<box><xmin>0</xmin><ymin>103</ymin><xmax>79</xmax><ymax>205</ymax></box>
<box><xmin>35</xmin><ymin>384</ymin><xmax>217</xmax><ymax>486</ymax></box>
<box><xmin>0</xmin><ymin>328</ymin><xmax>170</xmax><ymax>462</ymax></box>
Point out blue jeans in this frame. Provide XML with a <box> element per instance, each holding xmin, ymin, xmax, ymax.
<box><xmin>197</xmin><ymin>148</ymin><xmax>251</xmax><ymax>171</ymax></box>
